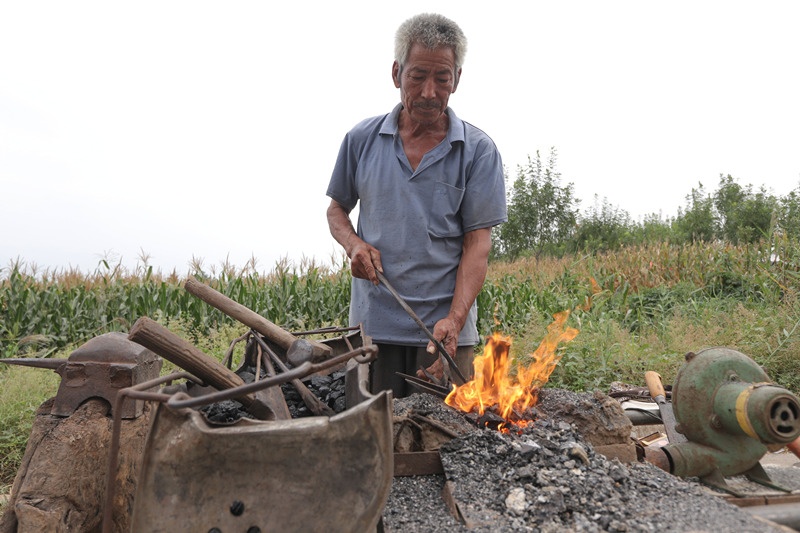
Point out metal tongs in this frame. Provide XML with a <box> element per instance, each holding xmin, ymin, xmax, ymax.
<box><xmin>376</xmin><ymin>271</ymin><xmax>468</xmax><ymax>388</ymax></box>
<box><xmin>395</xmin><ymin>372</ymin><xmax>452</xmax><ymax>399</ymax></box>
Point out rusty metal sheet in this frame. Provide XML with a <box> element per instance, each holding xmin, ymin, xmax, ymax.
<box><xmin>131</xmin><ymin>391</ymin><xmax>393</xmax><ymax>533</ymax></box>
<box><xmin>394</xmin><ymin>451</ymin><xmax>443</xmax><ymax>477</ymax></box>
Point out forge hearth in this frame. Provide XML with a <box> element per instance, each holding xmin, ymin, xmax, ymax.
<box><xmin>391</xmin><ymin>388</ymin><xmax>637</xmax><ymax>477</ymax></box>
<box><xmin>382</xmin><ymin>390</ymin><xmax>791</xmax><ymax>533</ymax></box>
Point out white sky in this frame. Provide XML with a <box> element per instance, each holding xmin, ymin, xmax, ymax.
<box><xmin>2</xmin><ymin>1</ymin><xmax>799</xmax><ymax>275</ymax></box>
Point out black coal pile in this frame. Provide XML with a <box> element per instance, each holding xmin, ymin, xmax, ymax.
<box><xmin>280</xmin><ymin>369</ymin><xmax>347</xmax><ymax>417</ymax></box>
<box><xmin>198</xmin><ymin>365</ymin><xmax>348</xmax><ymax>423</ymax></box>
<box><xmin>382</xmin><ymin>391</ymin><xmax>785</xmax><ymax>533</ymax></box>
<box><xmin>200</xmin><ymin>399</ymin><xmax>251</xmax><ymax>424</ymax></box>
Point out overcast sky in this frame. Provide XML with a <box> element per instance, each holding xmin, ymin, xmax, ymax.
<box><xmin>2</xmin><ymin>1</ymin><xmax>799</xmax><ymax>275</ymax></box>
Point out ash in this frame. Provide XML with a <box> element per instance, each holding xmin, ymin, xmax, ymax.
<box><xmin>382</xmin><ymin>392</ymin><xmax>784</xmax><ymax>533</ymax></box>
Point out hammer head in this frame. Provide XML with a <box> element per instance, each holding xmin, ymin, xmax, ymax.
<box><xmin>287</xmin><ymin>339</ymin><xmax>315</xmax><ymax>367</ymax></box>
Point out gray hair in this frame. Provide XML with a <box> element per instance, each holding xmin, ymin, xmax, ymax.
<box><xmin>394</xmin><ymin>13</ymin><xmax>468</xmax><ymax>71</ymax></box>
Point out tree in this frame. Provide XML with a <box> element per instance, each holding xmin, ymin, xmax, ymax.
<box><xmin>713</xmin><ymin>174</ymin><xmax>777</xmax><ymax>244</ymax></box>
<box><xmin>714</xmin><ymin>174</ymin><xmax>746</xmax><ymax>242</ymax></box>
<box><xmin>572</xmin><ymin>196</ymin><xmax>634</xmax><ymax>252</ymax></box>
<box><xmin>778</xmin><ymin>182</ymin><xmax>800</xmax><ymax>239</ymax></box>
<box><xmin>493</xmin><ymin>148</ymin><xmax>578</xmax><ymax>260</ymax></box>
<box><xmin>634</xmin><ymin>212</ymin><xmax>674</xmax><ymax>244</ymax></box>
<box><xmin>672</xmin><ymin>183</ymin><xmax>717</xmax><ymax>243</ymax></box>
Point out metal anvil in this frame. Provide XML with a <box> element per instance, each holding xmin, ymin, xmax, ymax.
<box><xmin>1</xmin><ymin>332</ymin><xmax>162</xmax><ymax>418</ymax></box>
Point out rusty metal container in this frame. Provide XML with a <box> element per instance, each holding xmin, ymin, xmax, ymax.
<box><xmin>126</xmin><ymin>330</ymin><xmax>393</xmax><ymax>532</ymax></box>
<box><xmin>131</xmin><ymin>390</ymin><xmax>393</xmax><ymax>532</ymax></box>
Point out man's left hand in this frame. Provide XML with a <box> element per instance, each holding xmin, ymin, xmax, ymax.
<box><xmin>415</xmin><ymin>316</ymin><xmax>460</xmax><ymax>382</ymax></box>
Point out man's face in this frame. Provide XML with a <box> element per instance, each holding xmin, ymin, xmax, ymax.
<box><xmin>392</xmin><ymin>43</ymin><xmax>460</xmax><ymax>126</ymax></box>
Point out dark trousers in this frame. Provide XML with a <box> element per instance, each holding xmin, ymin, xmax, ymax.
<box><xmin>369</xmin><ymin>344</ymin><xmax>475</xmax><ymax>398</ymax></box>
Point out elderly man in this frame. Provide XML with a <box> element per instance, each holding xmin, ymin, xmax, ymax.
<box><xmin>326</xmin><ymin>13</ymin><xmax>507</xmax><ymax>397</ymax></box>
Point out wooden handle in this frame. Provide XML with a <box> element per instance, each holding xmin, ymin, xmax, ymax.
<box><xmin>184</xmin><ymin>276</ymin><xmax>331</xmax><ymax>359</ymax></box>
<box><xmin>645</xmin><ymin>371</ymin><xmax>666</xmax><ymax>400</ymax></box>
<box><xmin>128</xmin><ymin>316</ymin><xmax>255</xmax><ymax>408</ymax></box>
<box><xmin>185</xmin><ymin>276</ymin><xmax>297</xmax><ymax>349</ymax></box>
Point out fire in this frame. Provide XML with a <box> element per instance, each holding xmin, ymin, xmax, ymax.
<box><xmin>445</xmin><ymin>311</ymin><xmax>579</xmax><ymax>429</ymax></box>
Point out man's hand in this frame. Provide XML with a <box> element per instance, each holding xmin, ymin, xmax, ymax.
<box><xmin>327</xmin><ymin>199</ymin><xmax>382</xmax><ymax>285</ymax></box>
<box><xmin>429</xmin><ymin>315</ymin><xmax>460</xmax><ymax>358</ymax></box>
<box><xmin>417</xmin><ymin>357</ymin><xmax>444</xmax><ymax>382</ymax></box>
<box><xmin>348</xmin><ymin>240</ymin><xmax>383</xmax><ymax>285</ymax></box>
<box><xmin>416</xmin><ymin>315</ymin><xmax>461</xmax><ymax>382</ymax></box>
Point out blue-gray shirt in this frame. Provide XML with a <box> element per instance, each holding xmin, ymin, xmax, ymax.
<box><xmin>327</xmin><ymin>104</ymin><xmax>507</xmax><ymax>346</ymax></box>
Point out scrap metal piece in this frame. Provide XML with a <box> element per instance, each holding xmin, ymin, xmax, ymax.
<box><xmin>130</xmin><ymin>391</ymin><xmax>393</xmax><ymax>532</ymax></box>
<box><xmin>394</xmin><ymin>451</ymin><xmax>443</xmax><ymax>476</ymax></box>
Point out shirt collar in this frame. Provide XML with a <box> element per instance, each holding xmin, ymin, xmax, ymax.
<box><xmin>379</xmin><ymin>103</ymin><xmax>465</xmax><ymax>144</ymax></box>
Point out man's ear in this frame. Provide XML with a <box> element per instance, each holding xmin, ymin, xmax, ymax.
<box><xmin>392</xmin><ymin>61</ymin><xmax>401</xmax><ymax>88</ymax></box>
<box><xmin>452</xmin><ymin>67</ymin><xmax>462</xmax><ymax>93</ymax></box>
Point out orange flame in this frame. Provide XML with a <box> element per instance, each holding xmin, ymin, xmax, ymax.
<box><xmin>445</xmin><ymin>310</ymin><xmax>579</xmax><ymax>427</ymax></box>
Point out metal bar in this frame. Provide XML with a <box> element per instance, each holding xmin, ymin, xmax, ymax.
<box><xmin>375</xmin><ymin>271</ymin><xmax>467</xmax><ymax>385</ymax></box>
<box><xmin>165</xmin><ymin>345</ymin><xmax>377</xmax><ymax>410</ymax></box>
<box><xmin>103</xmin><ymin>371</ymin><xmax>198</xmax><ymax>533</ymax></box>
<box><xmin>292</xmin><ymin>325</ymin><xmax>362</xmax><ymax>336</ymax></box>
<box><xmin>395</xmin><ymin>372</ymin><xmax>452</xmax><ymax>399</ymax></box>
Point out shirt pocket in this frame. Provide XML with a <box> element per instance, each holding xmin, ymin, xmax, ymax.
<box><xmin>428</xmin><ymin>181</ymin><xmax>465</xmax><ymax>238</ymax></box>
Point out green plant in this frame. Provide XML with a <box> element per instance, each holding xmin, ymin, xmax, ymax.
<box><xmin>493</xmin><ymin>148</ymin><xmax>578</xmax><ymax>260</ymax></box>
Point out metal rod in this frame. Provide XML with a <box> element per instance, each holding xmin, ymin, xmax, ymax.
<box><xmin>376</xmin><ymin>271</ymin><xmax>467</xmax><ymax>385</ymax></box>
<box><xmin>103</xmin><ymin>371</ymin><xmax>198</xmax><ymax>533</ymax></box>
<box><xmin>165</xmin><ymin>345</ymin><xmax>377</xmax><ymax>410</ymax></box>
<box><xmin>251</xmin><ymin>331</ymin><xmax>335</xmax><ymax>416</ymax></box>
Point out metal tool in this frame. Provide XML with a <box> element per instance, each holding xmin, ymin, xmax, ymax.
<box><xmin>184</xmin><ymin>276</ymin><xmax>332</xmax><ymax>365</ymax></box>
<box><xmin>376</xmin><ymin>270</ymin><xmax>467</xmax><ymax>386</ymax></box>
<box><xmin>0</xmin><ymin>332</ymin><xmax>161</xmax><ymax>418</ymax></box>
<box><xmin>249</xmin><ymin>330</ymin><xmax>335</xmax><ymax>417</ymax></box>
<box><xmin>396</xmin><ymin>372</ymin><xmax>452</xmax><ymax>399</ymax></box>
<box><xmin>128</xmin><ymin>316</ymin><xmax>290</xmax><ymax>420</ymax></box>
<box><xmin>644</xmin><ymin>371</ymin><xmax>687</xmax><ymax>444</ymax></box>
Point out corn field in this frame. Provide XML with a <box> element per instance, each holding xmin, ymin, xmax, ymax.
<box><xmin>2</xmin><ymin>240</ymin><xmax>800</xmax><ymax>488</ymax></box>
<box><xmin>2</xmin><ymin>240</ymin><xmax>800</xmax><ymax>391</ymax></box>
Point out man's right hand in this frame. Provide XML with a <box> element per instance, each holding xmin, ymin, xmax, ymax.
<box><xmin>327</xmin><ymin>199</ymin><xmax>383</xmax><ymax>285</ymax></box>
<box><xmin>348</xmin><ymin>240</ymin><xmax>383</xmax><ymax>285</ymax></box>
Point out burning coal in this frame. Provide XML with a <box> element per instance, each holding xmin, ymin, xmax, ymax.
<box><xmin>445</xmin><ymin>311</ymin><xmax>578</xmax><ymax>430</ymax></box>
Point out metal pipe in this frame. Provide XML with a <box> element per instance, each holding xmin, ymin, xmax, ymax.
<box><xmin>741</xmin><ymin>501</ymin><xmax>800</xmax><ymax>530</ymax></box>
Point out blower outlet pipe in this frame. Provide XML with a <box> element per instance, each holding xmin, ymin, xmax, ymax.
<box><xmin>713</xmin><ymin>381</ymin><xmax>800</xmax><ymax>444</ymax></box>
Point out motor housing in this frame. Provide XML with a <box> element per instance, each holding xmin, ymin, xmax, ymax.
<box><xmin>663</xmin><ymin>347</ymin><xmax>800</xmax><ymax>482</ymax></box>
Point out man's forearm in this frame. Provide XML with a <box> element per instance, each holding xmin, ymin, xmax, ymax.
<box><xmin>327</xmin><ymin>199</ymin><xmax>359</xmax><ymax>256</ymax></box>
<box><xmin>448</xmin><ymin>228</ymin><xmax>492</xmax><ymax>331</ymax></box>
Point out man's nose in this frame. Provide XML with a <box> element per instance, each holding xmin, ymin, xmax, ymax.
<box><xmin>421</xmin><ymin>78</ymin><xmax>437</xmax><ymax>98</ymax></box>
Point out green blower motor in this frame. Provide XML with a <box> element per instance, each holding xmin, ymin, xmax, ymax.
<box><xmin>662</xmin><ymin>347</ymin><xmax>800</xmax><ymax>493</ymax></box>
